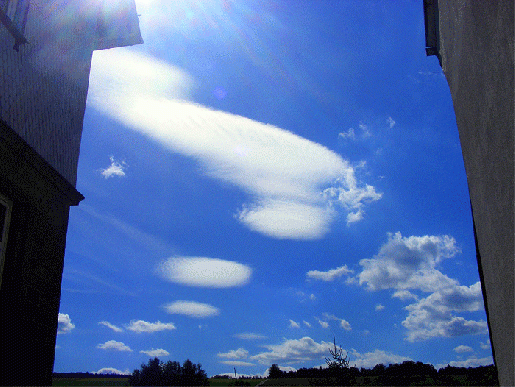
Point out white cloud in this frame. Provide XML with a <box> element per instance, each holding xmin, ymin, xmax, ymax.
<box><xmin>157</xmin><ymin>257</ymin><xmax>252</xmax><ymax>288</ymax></box>
<box><xmin>402</xmin><ymin>282</ymin><xmax>487</xmax><ymax>342</ymax></box>
<box><xmin>309</xmin><ymin>294</ymin><xmax>316</xmax><ymax>301</ymax></box>
<box><xmin>322</xmin><ymin>313</ymin><xmax>352</xmax><ymax>330</ymax></box>
<box><xmin>97</xmin><ymin>340</ymin><xmax>132</xmax><ymax>352</ymax></box>
<box><xmin>355</xmin><ymin>233</ymin><xmax>487</xmax><ymax>342</ymax></box>
<box><xmin>358</xmin><ymin>232</ymin><xmax>460</xmax><ymax>292</ymax></box>
<box><xmin>99</xmin><ymin>321</ymin><xmax>123</xmax><ymax>332</ymax></box>
<box><xmin>140</xmin><ymin>348</ymin><xmax>170</xmax><ymax>357</ymax></box>
<box><xmin>306</xmin><ymin>265</ymin><xmax>353</xmax><ymax>281</ymax></box>
<box><xmin>57</xmin><ymin>313</ymin><xmax>75</xmax><ymax>335</ymax></box>
<box><xmin>392</xmin><ymin>290</ymin><xmax>418</xmax><ymax>301</ymax></box>
<box><xmin>220</xmin><ymin>361</ymin><xmax>256</xmax><ymax>367</ymax></box>
<box><xmin>359</xmin><ymin>122</ymin><xmax>371</xmax><ymax>138</ymax></box>
<box><xmin>303</xmin><ymin>320</ymin><xmax>312</xmax><ymax>328</ymax></box>
<box><xmin>375</xmin><ymin>304</ymin><xmax>385</xmax><ymax>311</ymax></box>
<box><xmin>234</xmin><ymin>333</ymin><xmax>267</xmax><ymax>340</ymax></box>
<box><xmin>386</xmin><ymin>116</ymin><xmax>396</xmax><ymax>128</ymax></box>
<box><xmin>101</xmin><ymin>156</ymin><xmax>127</xmax><ymax>178</ymax></box>
<box><xmin>438</xmin><ymin>356</ymin><xmax>494</xmax><ymax>369</ymax></box>
<box><xmin>289</xmin><ymin>319</ymin><xmax>300</xmax><ymax>328</ymax></box>
<box><xmin>237</xmin><ymin>200</ymin><xmax>335</xmax><ymax>240</ymax></box>
<box><xmin>338</xmin><ymin>128</ymin><xmax>356</xmax><ymax>140</ymax></box>
<box><xmin>480</xmin><ymin>339</ymin><xmax>491</xmax><ymax>350</ymax></box>
<box><xmin>250</xmin><ymin>337</ymin><xmax>333</xmax><ymax>365</ymax></box>
<box><xmin>346</xmin><ymin>209</ymin><xmax>364</xmax><ymax>224</ymax></box>
<box><xmin>315</xmin><ymin>317</ymin><xmax>329</xmax><ymax>329</ymax></box>
<box><xmin>453</xmin><ymin>345</ymin><xmax>473</xmax><ymax>353</ymax></box>
<box><xmin>126</xmin><ymin>320</ymin><xmax>176</xmax><ymax>333</ymax></box>
<box><xmin>94</xmin><ymin>367</ymin><xmax>130</xmax><ymax>375</ymax></box>
<box><xmin>217</xmin><ymin>348</ymin><xmax>249</xmax><ymax>359</ymax></box>
<box><xmin>350</xmin><ymin>349</ymin><xmax>412</xmax><ymax>369</ymax></box>
<box><xmin>163</xmin><ymin>300</ymin><xmax>220</xmax><ymax>318</ymax></box>
<box><xmin>88</xmin><ymin>49</ymin><xmax>381</xmax><ymax>240</ymax></box>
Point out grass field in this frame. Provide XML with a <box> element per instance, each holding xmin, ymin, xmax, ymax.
<box><xmin>52</xmin><ymin>377</ymin><xmax>265</xmax><ymax>386</ymax></box>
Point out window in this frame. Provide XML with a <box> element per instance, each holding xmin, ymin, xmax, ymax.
<box><xmin>0</xmin><ymin>0</ymin><xmax>29</xmax><ymax>51</ymax></box>
<box><xmin>0</xmin><ymin>193</ymin><xmax>12</xmax><ymax>289</ymax></box>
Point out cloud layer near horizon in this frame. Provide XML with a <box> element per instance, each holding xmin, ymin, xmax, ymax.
<box><xmin>88</xmin><ymin>49</ymin><xmax>381</xmax><ymax>239</ymax></box>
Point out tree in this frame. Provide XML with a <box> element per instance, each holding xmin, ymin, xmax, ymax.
<box><xmin>325</xmin><ymin>337</ymin><xmax>350</xmax><ymax>370</ymax></box>
<box><xmin>268</xmin><ymin>364</ymin><xmax>283</xmax><ymax>379</ymax></box>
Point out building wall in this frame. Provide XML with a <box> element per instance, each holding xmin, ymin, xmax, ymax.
<box><xmin>435</xmin><ymin>1</ymin><xmax>514</xmax><ymax>385</ymax></box>
<box><xmin>0</xmin><ymin>0</ymin><xmax>99</xmax><ymax>186</ymax></box>
<box><xmin>0</xmin><ymin>1</ymin><xmax>142</xmax><ymax>384</ymax></box>
<box><xmin>0</xmin><ymin>0</ymin><xmax>143</xmax><ymax>186</ymax></box>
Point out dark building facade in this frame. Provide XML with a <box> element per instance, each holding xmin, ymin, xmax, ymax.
<box><xmin>0</xmin><ymin>0</ymin><xmax>142</xmax><ymax>384</ymax></box>
<box><xmin>424</xmin><ymin>1</ymin><xmax>514</xmax><ymax>385</ymax></box>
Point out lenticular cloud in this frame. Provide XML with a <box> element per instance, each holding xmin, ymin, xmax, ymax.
<box><xmin>88</xmin><ymin>50</ymin><xmax>382</xmax><ymax>239</ymax></box>
<box><xmin>157</xmin><ymin>257</ymin><xmax>252</xmax><ymax>288</ymax></box>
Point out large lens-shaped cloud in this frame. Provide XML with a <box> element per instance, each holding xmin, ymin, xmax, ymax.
<box><xmin>88</xmin><ymin>49</ymin><xmax>382</xmax><ymax>239</ymax></box>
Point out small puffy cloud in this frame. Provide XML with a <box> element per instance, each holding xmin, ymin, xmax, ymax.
<box><xmin>89</xmin><ymin>49</ymin><xmax>381</xmax><ymax>240</ymax></box>
<box><xmin>350</xmin><ymin>349</ymin><xmax>412</xmax><ymax>369</ymax></box>
<box><xmin>217</xmin><ymin>348</ymin><xmax>249</xmax><ymax>359</ymax></box>
<box><xmin>306</xmin><ymin>265</ymin><xmax>353</xmax><ymax>281</ymax></box>
<box><xmin>303</xmin><ymin>321</ymin><xmax>312</xmax><ymax>328</ymax></box>
<box><xmin>323</xmin><ymin>313</ymin><xmax>352</xmax><ymax>330</ymax></box>
<box><xmin>163</xmin><ymin>301</ymin><xmax>220</xmax><ymax>318</ymax></box>
<box><xmin>453</xmin><ymin>345</ymin><xmax>473</xmax><ymax>353</ymax></box>
<box><xmin>250</xmin><ymin>337</ymin><xmax>333</xmax><ymax>365</ymax></box>
<box><xmin>338</xmin><ymin>128</ymin><xmax>356</xmax><ymax>140</ymax></box>
<box><xmin>346</xmin><ymin>209</ymin><xmax>364</xmax><ymax>224</ymax></box>
<box><xmin>140</xmin><ymin>348</ymin><xmax>170</xmax><ymax>357</ymax></box>
<box><xmin>94</xmin><ymin>367</ymin><xmax>130</xmax><ymax>375</ymax></box>
<box><xmin>375</xmin><ymin>304</ymin><xmax>385</xmax><ymax>311</ymax></box>
<box><xmin>97</xmin><ymin>340</ymin><xmax>132</xmax><ymax>352</ymax></box>
<box><xmin>99</xmin><ymin>321</ymin><xmax>123</xmax><ymax>332</ymax></box>
<box><xmin>157</xmin><ymin>257</ymin><xmax>252</xmax><ymax>288</ymax></box>
<box><xmin>289</xmin><ymin>319</ymin><xmax>300</xmax><ymax>328</ymax></box>
<box><xmin>359</xmin><ymin>122</ymin><xmax>371</xmax><ymax>138</ymax></box>
<box><xmin>101</xmin><ymin>156</ymin><xmax>127</xmax><ymax>178</ymax></box>
<box><xmin>220</xmin><ymin>361</ymin><xmax>256</xmax><ymax>367</ymax></box>
<box><xmin>309</xmin><ymin>294</ymin><xmax>316</xmax><ymax>301</ymax></box>
<box><xmin>57</xmin><ymin>313</ymin><xmax>75</xmax><ymax>335</ymax></box>
<box><xmin>234</xmin><ymin>333</ymin><xmax>267</xmax><ymax>340</ymax></box>
<box><xmin>480</xmin><ymin>339</ymin><xmax>491</xmax><ymax>350</ymax></box>
<box><xmin>386</xmin><ymin>116</ymin><xmax>396</xmax><ymax>128</ymax></box>
<box><xmin>126</xmin><ymin>320</ymin><xmax>176</xmax><ymax>333</ymax></box>
<box><xmin>358</xmin><ymin>232</ymin><xmax>460</xmax><ymax>292</ymax></box>
<box><xmin>315</xmin><ymin>317</ymin><xmax>329</xmax><ymax>329</ymax></box>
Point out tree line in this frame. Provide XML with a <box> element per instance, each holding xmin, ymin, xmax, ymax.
<box><xmin>129</xmin><ymin>357</ymin><xmax>209</xmax><ymax>386</ymax></box>
<box><xmin>267</xmin><ymin>361</ymin><xmax>499</xmax><ymax>386</ymax></box>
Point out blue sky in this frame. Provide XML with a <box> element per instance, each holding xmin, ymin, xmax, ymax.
<box><xmin>54</xmin><ymin>0</ymin><xmax>493</xmax><ymax>377</ymax></box>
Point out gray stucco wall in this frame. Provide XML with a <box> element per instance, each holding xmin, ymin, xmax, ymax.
<box><xmin>436</xmin><ymin>1</ymin><xmax>514</xmax><ymax>385</ymax></box>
